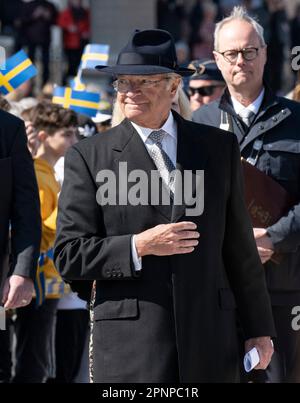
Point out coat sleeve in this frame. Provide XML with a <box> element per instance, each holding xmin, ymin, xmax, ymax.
<box><xmin>54</xmin><ymin>146</ymin><xmax>138</xmax><ymax>282</ymax></box>
<box><xmin>267</xmin><ymin>202</ymin><xmax>300</xmax><ymax>254</ymax></box>
<box><xmin>10</xmin><ymin>120</ymin><xmax>41</xmax><ymax>280</ymax></box>
<box><xmin>223</xmin><ymin>136</ymin><xmax>275</xmax><ymax>339</ymax></box>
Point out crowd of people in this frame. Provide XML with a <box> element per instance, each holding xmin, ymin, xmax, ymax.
<box><xmin>1</xmin><ymin>1</ymin><xmax>300</xmax><ymax>384</ymax></box>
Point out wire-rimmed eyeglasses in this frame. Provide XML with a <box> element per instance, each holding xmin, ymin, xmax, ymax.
<box><xmin>112</xmin><ymin>77</ymin><xmax>170</xmax><ymax>92</ymax></box>
<box><xmin>216</xmin><ymin>47</ymin><xmax>261</xmax><ymax>63</ymax></box>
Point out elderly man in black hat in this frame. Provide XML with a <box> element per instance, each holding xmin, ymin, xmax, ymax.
<box><xmin>188</xmin><ymin>59</ymin><xmax>226</xmax><ymax>112</ymax></box>
<box><xmin>54</xmin><ymin>29</ymin><xmax>275</xmax><ymax>383</ymax></box>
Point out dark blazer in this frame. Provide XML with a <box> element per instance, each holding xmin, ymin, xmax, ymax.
<box><xmin>193</xmin><ymin>88</ymin><xmax>300</xmax><ymax>304</ymax></box>
<box><xmin>54</xmin><ymin>112</ymin><xmax>275</xmax><ymax>382</ymax></box>
<box><xmin>0</xmin><ymin>110</ymin><xmax>41</xmax><ymax>300</ymax></box>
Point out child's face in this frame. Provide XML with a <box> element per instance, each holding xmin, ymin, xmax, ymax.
<box><xmin>46</xmin><ymin>127</ymin><xmax>78</xmax><ymax>159</ymax></box>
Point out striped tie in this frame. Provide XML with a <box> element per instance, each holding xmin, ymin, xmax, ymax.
<box><xmin>148</xmin><ymin>129</ymin><xmax>176</xmax><ymax>194</ymax></box>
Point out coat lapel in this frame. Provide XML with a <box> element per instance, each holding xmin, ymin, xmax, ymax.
<box><xmin>171</xmin><ymin>113</ymin><xmax>208</xmax><ymax>222</ymax></box>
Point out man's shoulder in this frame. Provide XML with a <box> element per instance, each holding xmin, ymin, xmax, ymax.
<box><xmin>277</xmin><ymin>95</ymin><xmax>300</xmax><ymax>114</ymax></box>
<box><xmin>0</xmin><ymin>109</ymin><xmax>23</xmax><ymax>131</ymax></box>
<box><xmin>192</xmin><ymin>100</ymin><xmax>221</xmax><ymax>126</ymax></box>
<box><xmin>70</xmin><ymin>121</ymin><xmax>129</xmax><ymax>159</ymax></box>
<box><xmin>180</xmin><ymin>114</ymin><xmax>235</xmax><ymax>147</ymax></box>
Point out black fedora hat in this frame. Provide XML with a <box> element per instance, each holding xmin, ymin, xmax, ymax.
<box><xmin>96</xmin><ymin>29</ymin><xmax>195</xmax><ymax>77</ymax></box>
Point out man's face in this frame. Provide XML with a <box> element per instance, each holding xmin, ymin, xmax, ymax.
<box><xmin>46</xmin><ymin>127</ymin><xmax>78</xmax><ymax>159</ymax></box>
<box><xmin>213</xmin><ymin>20</ymin><xmax>266</xmax><ymax>92</ymax></box>
<box><xmin>188</xmin><ymin>79</ymin><xmax>225</xmax><ymax>111</ymax></box>
<box><xmin>116</xmin><ymin>74</ymin><xmax>179</xmax><ymax>128</ymax></box>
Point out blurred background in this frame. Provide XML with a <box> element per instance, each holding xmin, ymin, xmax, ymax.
<box><xmin>1</xmin><ymin>0</ymin><xmax>300</xmax><ymax>97</ymax></box>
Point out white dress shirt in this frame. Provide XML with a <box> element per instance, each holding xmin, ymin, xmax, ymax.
<box><xmin>231</xmin><ymin>87</ymin><xmax>265</xmax><ymax>117</ymax></box>
<box><xmin>130</xmin><ymin>112</ymin><xmax>178</xmax><ymax>271</ymax></box>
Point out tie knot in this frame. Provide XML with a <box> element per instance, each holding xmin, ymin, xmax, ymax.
<box><xmin>149</xmin><ymin>129</ymin><xmax>166</xmax><ymax>145</ymax></box>
<box><xmin>239</xmin><ymin>109</ymin><xmax>255</xmax><ymax>126</ymax></box>
<box><xmin>239</xmin><ymin>109</ymin><xmax>254</xmax><ymax>119</ymax></box>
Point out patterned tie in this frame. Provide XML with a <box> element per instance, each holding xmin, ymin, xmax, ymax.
<box><xmin>148</xmin><ymin>129</ymin><xmax>176</xmax><ymax>195</ymax></box>
<box><xmin>239</xmin><ymin>109</ymin><xmax>255</xmax><ymax>127</ymax></box>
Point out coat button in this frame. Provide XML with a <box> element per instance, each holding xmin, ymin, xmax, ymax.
<box><xmin>112</xmin><ymin>273</ymin><xmax>117</xmax><ymax>278</ymax></box>
<box><xmin>282</xmin><ymin>109</ymin><xmax>286</xmax><ymax>115</ymax></box>
<box><xmin>117</xmin><ymin>273</ymin><xmax>124</xmax><ymax>278</ymax></box>
<box><xmin>104</xmin><ymin>269</ymin><xmax>111</xmax><ymax>278</ymax></box>
<box><xmin>259</xmin><ymin>125</ymin><xmax>264</xmax><ymax>130</ymax></box>
<box><xmin>272</xmin><ymin>117</ymin><xmax>277</xmax><ymax>122</ymax></box>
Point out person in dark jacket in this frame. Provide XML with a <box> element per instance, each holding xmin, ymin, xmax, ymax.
<box><xmin>54</xmin><ymin>28</ymin><xmax>275</xmax><ymax>383</ymax></box>
<box><xmin>17</xmin><ymin>0</ymin><xmax>58</xmax><ymax>84</ymax></box>
<box><xmin>0</xmin><ymin>107</ymin><xmax>41</xmax><ymax>381</ymax></box>
<box><xmin>193</xmin><ymin>5</ymin><xmax>300</xmax><ymax>383</ymax></box>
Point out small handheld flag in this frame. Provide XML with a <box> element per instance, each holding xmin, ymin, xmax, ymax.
<box><xmin>0</xmin><ymin>50</ymin><xmax>37</xmax><ymax>95</ymax></box>
<box><xmin>71</xmin><ymin>43</ymin><xmax>110</xmax><ymax>91</ymax></box>
<box><xmin>80</xmin><ymin>43</ymin><xmax>110</xmax><ymax>69</ymax></box>
<box><xmin>52</xmin><ymin>86</ymin><xmax>100</xmax><ymax>117</ymax></box>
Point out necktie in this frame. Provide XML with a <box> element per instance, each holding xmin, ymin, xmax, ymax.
<box><xmin>239</xmin><ymin>109</ymin><xmax>255</xmax><ymax>127</ymax></box>
<box><xmin>148</xmin><ymin>129</ymin><xmax>176</xmax><ymax>195</ymax></box>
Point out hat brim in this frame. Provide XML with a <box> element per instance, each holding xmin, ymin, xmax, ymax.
<box><xmin>95</xmin><ymin>64</ymin><xmax>195</xmax><ymax>77</ymax></box>
<box><xmin>190</xmin><ymin>72</ymin><xmax>225</xmax><ymax>82</ymax></box>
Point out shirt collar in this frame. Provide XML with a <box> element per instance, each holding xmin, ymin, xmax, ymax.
<box><xmin>231</xmin><ymin>87</ymin><xmax>265</xmax><ymax>116</ymax></box>
<box><xmin>130</xmin><ymin>111</ymin><xmax>177</xmax><ymax>144</ymax></box>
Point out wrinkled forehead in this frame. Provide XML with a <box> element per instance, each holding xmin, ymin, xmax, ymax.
<box><xmin>218</xmin><ymin>20</ymin><xmax>261</xmax><ymax>50</ymax></box>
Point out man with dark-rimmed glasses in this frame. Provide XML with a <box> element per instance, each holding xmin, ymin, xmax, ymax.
<box><xmin>193</xmin><ymin>5</ymin><xmax>300</xmax><ymax>383</ymax></box>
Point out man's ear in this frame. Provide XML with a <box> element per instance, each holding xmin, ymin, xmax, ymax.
<box><xmin>213</xmin><ymin>51</ymin><xmax>221</xmax><ymax>69</ymax></box>
<box><xmin>262</xmin><ymin>45</ymin><xmax>267</xmax><ymax>66</ymax></box>
<box><xmin>170</xmin><ymin>78</ymin><xmax>180</xmax><ymax>97</ymax></box>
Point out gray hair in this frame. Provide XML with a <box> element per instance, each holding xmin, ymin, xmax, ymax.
<box><xmin>165</xmin><ymin>73</ymin><xmax>182</xmax><ymax>90</ymax></box>
<box><xmin>214</xmin><ymin>6</ymin><xmax>266</xmax><ymax>51</ymax></box>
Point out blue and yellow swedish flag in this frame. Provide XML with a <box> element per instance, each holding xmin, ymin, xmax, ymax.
<box><xmin>0</xmin><ymin>50</ymin><xmax>37</xmax><ymax>95</ymax></box>
<box><xmin>70</xmin><ymin>43</ymin><xmax>109</xmax><ymax>91</ymax></box>
<box><xmin>52</xmin><ymin>86</ymin><xmax>100</xmax><ymax>117</ymax></box>
<box><xmin>80</xmin><ymin>43</ymin><xmax>110</xmax><ymax>69</ymax></box>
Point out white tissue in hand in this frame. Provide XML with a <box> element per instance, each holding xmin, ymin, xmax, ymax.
<box><xmin>244</xmin><ymin>347</ymin><xmax>260</xmax><ymax>372</ymax></box>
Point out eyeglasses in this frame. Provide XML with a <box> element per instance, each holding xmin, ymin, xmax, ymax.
<box><xmin>217</xmin><ymin>47</ymin><xmax>260</xmax><ymax>63</ymax></box>
<box><xmin>112</xmin><ymin>77</ymin><xmax>170</xmax><ymax>92</ymax></box>
<box><xmin>188</xmin><ymin>85</ymin><xmax>223</xmax><ymax>97</ymax></box>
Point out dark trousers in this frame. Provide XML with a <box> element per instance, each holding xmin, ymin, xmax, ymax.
<box><xmin>27</xmin><ymin>43</ymin><xmax>50</xmax><ymax>85</ymax></box>
<box><xmin>12</xmin><ymin>298</ymin><xmax>59</xmax><ymax>383</ymax></box>
<box><xmin>63</xmin><ymin>49</ymin><xmax>83</xmax><ymax>85</ymax></box>
<box><xmin>0</xmin><ymin>317</ymin><xmax>13</xmax><ymax>383</ymax></box>
<box><xmin>49</xmin><ymin>309</ymin><xmax>89</xmax><ymax>383</ymax></box>
<box><xmin>240</xmin><ymin>305</ymin><xmax>300</xmax><ymax>383</ymax></box>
